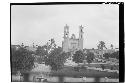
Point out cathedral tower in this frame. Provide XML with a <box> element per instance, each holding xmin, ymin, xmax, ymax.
<box><xmin>63</xmin><ymin>24</ymin><xmax>69</xmax><ymax>52</ymax></box>
<box><xmin>79</xmin><ymin>25</ymin><xmax>84</xmax><ymax>50</ymax></box>
<box><xmin>64</xmin><ymin>24</ymin><xmax>69</xmax><ymax>38</ymax></box>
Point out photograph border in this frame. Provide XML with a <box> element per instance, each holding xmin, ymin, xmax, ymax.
<box><xmin>10</xmin><ymin>2</ymin><xmax>124</xmax><ymax>82</ymax></box>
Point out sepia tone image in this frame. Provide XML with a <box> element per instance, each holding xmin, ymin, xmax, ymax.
<box><xmin>11</xmin><ymin>3</ymin><xmax>119</xmax><ymax>82</ymax></box>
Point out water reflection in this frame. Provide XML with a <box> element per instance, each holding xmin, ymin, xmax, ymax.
<box><xmin>12</xmin><ymin>72</ymin><xmax>119</xmax><ymax>82</ymax></box>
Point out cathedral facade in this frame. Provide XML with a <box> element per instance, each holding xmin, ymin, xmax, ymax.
<box><xmin>62</xmin><ymin>24</ymin><xmax>84</xmax><ymax>52</ymax></box>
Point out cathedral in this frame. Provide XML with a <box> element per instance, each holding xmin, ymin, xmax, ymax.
<box><xmin>62</xmin><ymin>24</ymin><xmax>84</xmax><ymax>53</ymax></box>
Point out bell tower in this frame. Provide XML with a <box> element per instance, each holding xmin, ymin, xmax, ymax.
<box><xmin>79</xmin><ymin>25</ymin><xmax>84</xmax><ymax>50</ymax></box>
<box><xmin>64</xmin><ymin>24</ymin><xmax>69</xmax><ymax>38</ymax></box>
<box><xmin>63</xmin><ymin>24</ymin><xmax>69</xmax><ymax>52</ymax></box>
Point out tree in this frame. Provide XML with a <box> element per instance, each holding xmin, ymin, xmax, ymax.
<box><xmin>35</xmin><ymin>38</ymin><xmax>57</xmax><ymax>63</ymax></box>
<box><xmin>115</xmin><ymin>51</ymin><xmax>119</xmax><ymax>59</ymax></box>
<box><xmin>35</xmin><ymin>46</ymin><xmax>48</xmax><ymax>63</ymax></box>
<box><xmin>110</xmin><ymin>51</ymin><xmax>119</xmax><ymax>59</ymax></box>
<box><xmin>72</xmin><ymin>50</ymin><xmax>85</xmax><ymax>64</ymax></box>
<box><xmin>97</xmin><ymin>41</ymin><xmax>107</xmax><ymax>50</ymax></box>
<box><xmin>103</xmin><ymin>51</ymin><xmax>119</xmax><ymax>60</ymax></box>
<box><xmin>97</xmin><ymin>41</ymin><xmax>107</xmax><ymax>58</ymax></box>
<box><xmin>36</xmin><ymin>46</ymin><xmax>48</xmax><ymax>56</ymax></box>
<box><xmin>46</xmin><ymin>38</ymin><xmax>57</xmax><ymax>54</ymax></box>
<box><xmin>86</xmin><ymin>51</ymin><xmax>95</xmax><ymax>63</ymax></box>
<box><xmin>54</xmin><ymin>52</ymin><xmax>69</xmax><ymax>70</ymax></box>
<box><xmin>44</xmin><ymin>47</ymin><xmax>66</xmax><ymax>71</ymax></box>
<box><xmin>11</xmin><ymin>46</ymin><xmax>35</xmax><ymax>81</ymax></box>
<box><xmin>103</xmin><ymin>53</ymin><xmax>110</xmax><ymax>59</ymax></box>
<box><xmin>11</xmin><ymin>47</ymin><xmax>35</xmax><ymax>71</ymax></box>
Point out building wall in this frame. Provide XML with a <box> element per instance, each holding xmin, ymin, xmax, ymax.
<box><xmin>62</xmin><ymin>38</ymin><xmax>69</xmax><ymax>52</ymax></box>
<box><xmin>78</xmin><ymin>25</ymin><xmax>84</xmax><ymax>50</ymax></box>
<box><xmin>68</xmin><ymin>39</ymin><xmax>79</xmax><ymax>52</ymax></box>
<box><xmin>78</xmin><ymin>38</ymin><xmax>83</xmax><ymax>50</ymax></box>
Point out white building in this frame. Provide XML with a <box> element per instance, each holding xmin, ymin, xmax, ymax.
<box><xmin>62</xmin><ymin>24</ymin><xmax>84</xmax><ymax>53</ymax></box>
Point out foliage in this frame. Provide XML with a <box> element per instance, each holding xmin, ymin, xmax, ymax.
<box><xmin>35</xmin><ymin>38</ymin><xmax>58</xmax><ymax>63</ymax></box>
<box><xmin>103</xmin><ymin>51</ymin><xmax>119</xmax><ymax>59</ymax></box>
<box><xmin>86</xmin><ymin>51</ymin><xmax>95</xmax><ymax>63</ymax></box>
<box><xmin>103</xmin><ymin>53</ymin><xmax>110</xmax><ymax>59</ymax></box>
<box><xmin>11</xmin><ymin>46</ymin><xmax>35</xmax><ymax>72</ymax></box>
<box><xmin>72</xmin><ymin>50</ymin><xmax>85</xmax><ymax>64</ymax></box>
<box><xmin>74</xmin><ymin>66</ymin><xmax>80</xmax><ymax>72</ymax></box>
<box><xmin>35</xmin><ymin>38</ymin><xmax>67</xmax><ymax>71</ymax></box>
<box><xmin>100</xmin><ymin>64</ymin><xmax>105</xmax><ymax>70</ymax></box>
<box><xmin>110</xmin><ymin>51</ymin><xmax>119</xmax><ymax>59</ymax></box>
<box><xmin>35</xmin><ymin>46</ymin><xmax>48</xmax><ymax>63</ymax></box>
<box><xmin>97</xmin><ymin>41</ymin><xmax>107</xmax><ymax>50</ymax></box>
<box><xmin>36</xmin><ymin>46</ymin><xmax>48</xmax><ymax>56</ymax></box>
<box><xmin>46</xmin><ymin>38</ymin><xmax>57</xmax><ymax>54</ymax></box>
<box><xmin>44</xmin><ymin>47</ymin><xmax>67</xmax><ymax>71</ymax></box>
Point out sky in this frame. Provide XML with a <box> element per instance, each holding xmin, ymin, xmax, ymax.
<box><xmin>11</xmin><ymin>4</ymin><xmax>119</xmax><ymax>49</ymax></box>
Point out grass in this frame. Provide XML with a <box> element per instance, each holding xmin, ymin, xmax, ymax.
<box><xmin>83</xmin><ymin>63</ymin><xmax>119</xmax><ymax>70</ymax></box>
<box><xmin>50</xmin><ymin>65</ymin><xmax>119</xmax><ymax>78</ymax></box>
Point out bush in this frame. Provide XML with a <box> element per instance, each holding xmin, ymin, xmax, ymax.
<box><xmin>110</xmin><ymin>51</ymin><xmax>119</xmax><ymax>59</ymax></box>
<box><xmin>100</xmin><ymin>64</ymin><xmax>105</xmax><ymax>70</ymax></box>
<box><xmin>80</xmin><ymin>65</ymin><xmax>87</xmax><ymax>69</ymax></box>
<box><xmin>72</xmin><ymin>50</ymin><xmax>85</xmax><ymax>64</ymax></box>
<box><xmin>11</xmin><ymin>46</ymin><xmax>35</xmax><ymax>82</ymax></box>
<box><xmin>86</xmin><ymin>52</ymin><xmax>95</xmax><ymax>63</ymax></box>
<box><xmin>11</xmin><ymin>47</ymin><xmax>35</xmax><ymax>72</ymax></box>
<box><xmin>103</xmin><ymin>53</ymin><xmax>110</xmax><ymax>59</ymax></box>
<box><xmin>74</xmin><ymin>67</ymin><xmax>80</xmax><ymax>72</ymax></box>
<box><xmin>45</xmin><ymin>47</ymin><xmax>67</xmax><ymax>71</ymax></box>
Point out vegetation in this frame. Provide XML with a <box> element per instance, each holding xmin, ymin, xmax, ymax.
<box><xmin>45</xmin><ymin>47</ymin><xmax>68</xmax><ymax>71</ymax></box>
<box><xmin>97</xmin><ymin>41</ymin><xmax>107</xmax><ymax>50</ymax></box>
<box><xmin>103</xmin><ymin>53</ymin><xmax>110</xmax><ymax>59</ymax></box>
<box><xmin>110</xmin><ymin>51</ymin><xmax>119</xmax><ymax>59</ymax></box>
<box><xmin>51</xmin><ymin>65</ymin><xmax>119</xmax><ymax>78</ymax></box>
<box><xmin>11</xmin><ymin>46</ymin><xmax>35</xmax><ymax>72</ymax></box>
<box><xmin>103</xmin><ymin>51</ymin><xmax>119</xmax><ymax>59</ymax></box>
<box><xmin>72</xmin><ymin>50</ymin><xmax>85</xmax><ymax>64</ymax></box>
<box><xmin>35</xmin><ymin>38</ymin><xmax>69</xmax><ymax>71</ymax></box>
<box><xmin>97</xmin><ymin>41</ymin><xmax>107</xmax><ymax>59</ymax></box>
<box><xmin>35</xmin><ymin>46</ymin><xmax>48</xmax><ymax>63</ymax></box>
<box><xmin>36</xmin><ymin>38</ymin><xmax>56</xmax><ymax>56</ymax></box>
<box><xmin>86</xmin><ymin>51</ymin><xmax>95</xmax><ymax>63</ymax></box>
<box><xmin>36</xmin><ymin>46</ymin><xmax>48</xmax><ymax>57</ymax></box>
<box><xmin>11</xmin><ymin>39</ymin><xmax>119</xmax><ymax>81</ymax></box>
<box><xmin>11</xmin><ymin>46</ymin><xmax>35</xmax><ymax>82</ymax></box>
<box><xmin>35</xmin><ymin>38</ymin><xmax>58</xmax><ymax>63</ymax></box>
